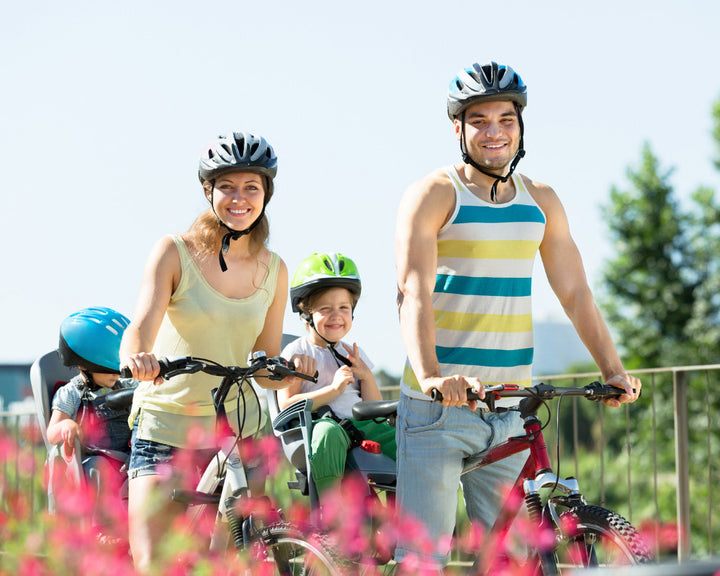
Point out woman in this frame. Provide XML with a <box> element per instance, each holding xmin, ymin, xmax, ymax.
<box><xmin>120</xmin><ymin>131</ymin><xmax>313</xmax><ymax>572</ymax></box>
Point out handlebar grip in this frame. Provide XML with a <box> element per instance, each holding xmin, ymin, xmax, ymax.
<box><xmin>266</xmin><ymin>357</ymin><xmax>318</xmax><ymax>382</ymax></box>
<box><xmin>585</xmin><ymin>381</ymin><xmax>630</xmax><ymax>401</ymax></box>
<box><xmin>430</xmin><ymin>388</ymin><xmax>481</xmax><ymax>402</ymax></box>
<box><xmin>119</xmin><ymin>356</ymin><xmax>190</xmax><ymax>381</ymax></box>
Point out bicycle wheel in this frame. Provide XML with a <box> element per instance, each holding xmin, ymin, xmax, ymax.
<box><xmin>548</xmin><ymin>504</ymin><xmax>652</xmax><ymax>572</ymax></box>
<box><xmin>252</xmin><ymin>521</ymin><xmax>349</xmax><ymax>576</ymax></box>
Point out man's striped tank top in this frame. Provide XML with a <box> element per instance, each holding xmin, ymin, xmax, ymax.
<box><xmin>401</xmin><ymin>167</ymin><xmax>546</xmax><ymax>402</ymax></box>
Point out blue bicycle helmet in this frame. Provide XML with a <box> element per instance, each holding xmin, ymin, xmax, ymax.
<box><xmin>58</xmin><ymin>307</ymin><xmax>130</xmax><ymax>374</ymax></box>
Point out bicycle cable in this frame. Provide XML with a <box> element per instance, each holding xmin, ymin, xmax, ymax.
<box><xmin>550</xmin><ymin>390</ymin><xmax>571</xmax><ymax>495</ymax></box>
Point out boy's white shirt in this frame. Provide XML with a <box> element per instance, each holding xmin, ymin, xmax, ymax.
<box><xmin>281</xmin><ymin>336</ymin><xmax>374</xmax><ymax>420</ymax></box>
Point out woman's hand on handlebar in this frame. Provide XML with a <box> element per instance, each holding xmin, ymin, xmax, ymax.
<box><xmin>121</xmin><ymin>352</ymin><xmax>163</xmax><ymax>385</ymax></box>
<box><xmin>422</xmin><ymin>374</ymin><xmax>484</xmax><ymax>411</ymax></box>
<box><xmin>603</xmin><ymin>372</ymin><xmax>642</xmax><ymax>408</ymax></box>
<box><xmin>288</xmin><ymin>353</ymin><xmax>317</xmax><ymax>384</ymax></box>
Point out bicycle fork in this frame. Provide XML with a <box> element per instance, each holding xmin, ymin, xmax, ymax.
<box><xmin>522</xmin><ymin>419</ymin><xmax>588</xmax><ymax>575</ymax></box>
<box><xmin>211</xmin><ymin>446</ymin><xmax>251</xmax><ymax>553</ymax></box>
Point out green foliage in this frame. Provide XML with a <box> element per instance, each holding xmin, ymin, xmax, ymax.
<box><xmin>713</xmin><ymin>98</ymin><xmax>720</xmax><ymax>172</ymax></box>
<box><xmin>601</xmin><ymin>141</ymin><xmax>720</xmax><ymax>368</ymax></box>
<box><xmin>600</xmin><ymin>143</ymin><xmax>700</xmax><ymax>368</ymax></box>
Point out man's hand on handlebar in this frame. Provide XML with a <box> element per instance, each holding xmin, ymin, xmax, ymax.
<box><xmin>422</xmin><ymin>375</ymin><xmax>484</xmax><ymax>411</ymax></box>
<box><xmin>603</xmin><ymin>372</ymin><xmax>642</xmax><ymax>408</ymax></box>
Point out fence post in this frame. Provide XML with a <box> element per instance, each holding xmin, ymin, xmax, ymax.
<box><xmin>673</xmin><ymin>370</ymin><xmax>691</xmax><ymax>561</ymax></box>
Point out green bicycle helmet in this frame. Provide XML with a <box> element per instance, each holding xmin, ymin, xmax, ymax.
<box><xmin>290</xmin><ymin>253</ymin><xmax>362</xmax><ymax>314</ymax></box>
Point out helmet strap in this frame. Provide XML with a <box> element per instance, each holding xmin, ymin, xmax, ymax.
<box><xmin>79</xmin><ymin>370</ymin><xmax>101</xmax><ymax>392</ymax></box>
<box><xmin>208</xmin><ymin>181</ymin><xmax>266</xmax><ymax>272</ymax></box>
<box><xmin>459</xmin><ymin>105</ymin><xmax>526</xmax><ymax>203</ymax></box>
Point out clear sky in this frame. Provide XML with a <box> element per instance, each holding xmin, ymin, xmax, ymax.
<box><xmin>1</xmin><ymin>0</ymin><xmax>719</xmax><ymax>375</ymax></box>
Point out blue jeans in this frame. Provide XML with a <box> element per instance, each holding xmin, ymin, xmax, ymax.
<box><xmin>394</xmin><ymin>393</ymin><xmax>528</xmax><ymax>567</ymax></box>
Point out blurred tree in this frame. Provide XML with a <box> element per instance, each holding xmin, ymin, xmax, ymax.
<box><xmin>596</xmin><ymin>100</ymin><xmax>720</xmax><ymax>555</ymax></box>
<box><xmin>600</xmin><ymin>140</ymin><xmax>720</xmax><ymax>368</ymax></box>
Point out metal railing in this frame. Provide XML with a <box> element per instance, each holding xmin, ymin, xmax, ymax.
<box><xmin>378</xmin><ymin>364</ymin><xmax>719</xmax><ymax>562</ymax></box>
<box><xmin>2</xmin><ymin>364</ymin><xmax>718</xmax><ymax>562</ymax></box>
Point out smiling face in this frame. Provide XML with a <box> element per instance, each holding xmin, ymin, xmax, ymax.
<box><xmin>454</xmin><ymin>99</ymin><xmax>521</xmax><ymax>174</ymax></box>
<box><xmin>306</xmin><ymin>286</ymin><xmax>355</xmax><ymax>345</ymax></box>
<box><xmin>206</xmin><ymin>171</ymin><xmax>266</xmax><ymax>230</ymax></box>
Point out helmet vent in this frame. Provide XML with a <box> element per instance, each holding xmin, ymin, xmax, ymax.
<box><xmin>105</xmin><ymin>325</ymin><xmax>119</xmax><ymax>336</ymax></box>
<box><xmin>323</xmin><ymin>257</ymin><xmax>332</xmax><ymax>270</ymax></box>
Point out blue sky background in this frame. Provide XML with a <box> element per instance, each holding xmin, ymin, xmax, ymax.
<box><xmin>1</xmin><ymin>0</ymin><xmax>719</xmax><ymax>375</ymax></box>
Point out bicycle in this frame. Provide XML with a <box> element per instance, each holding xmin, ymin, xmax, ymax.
<box><xmin>296</xmin><ymin>380</ymin><xmax>653</xmax><ymax>575</ymax></box>
<box><xmin>119</xmin><ymin>351</ymin><xmax>347</xmax><ymax>575</ymax></box>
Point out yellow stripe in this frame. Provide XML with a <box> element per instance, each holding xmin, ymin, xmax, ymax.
<box><xmin>403</xmin><ymin>361</ymin><xmax>532</xmax><ymax>391</ymax></box>
<box><xmin>435</xmin><ymin>311</ymin><xmax>532</xmax><ymax>333</ymax></box>
<box><xmin>438</xmin><ymin>240</ymin><xmax>540</xmax><ymax>260</ymax></box>
<box><xmin>403</xmin><ymin>363</ymin><xmax>421</xmax><ymax>391</ymax></box>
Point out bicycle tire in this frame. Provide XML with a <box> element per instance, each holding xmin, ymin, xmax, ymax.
<box><xmin>251</xmin><ymin>521</ymin><xmax>349</xmax><ymax>576</ymax></box>
<box><xmin>545</xmin><ymin>504</ymin><xmax>652</xmax><ymax>573</ymax></box>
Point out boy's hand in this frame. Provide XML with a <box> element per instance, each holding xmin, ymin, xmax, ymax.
<box><xmin>57</xmin><ymin>419</ymin><xmax>81</xmax><ymax>452</ymax></box>
<box><xmin>342</xmin><ymin>342</ymin><xmax>372</xmax><ymax>381</ymax></box>
<box><xmin>331</xmin><ymin>365</ymin><xmax>354</xmax><ymax>395</ymax></box>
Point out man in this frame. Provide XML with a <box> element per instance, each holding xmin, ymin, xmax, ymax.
<box><xmin>394</xmin><ymin>61</ymin><xmax>641</xmax><ymax>568</ymax></box>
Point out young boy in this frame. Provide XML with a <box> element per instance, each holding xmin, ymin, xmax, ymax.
<box><xmin>46</xmin><ymin>306</ymin><xmax>137</xmax><ymax>538</ymax></box>
<box><xmin>279</xmin><ymin>253</ymin><xmax>396</xmax><ymax>496</ymax></box>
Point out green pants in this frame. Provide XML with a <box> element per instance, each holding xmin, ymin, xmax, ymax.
<box><xmin>309</xmin><ymin>416</ymin><xmax>396</xmax><ymax>495</ymax></box>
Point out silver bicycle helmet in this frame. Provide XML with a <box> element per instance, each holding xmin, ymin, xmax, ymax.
<box><xmin>447</xmin><ymin>61</ymin><xmax>527</xmax><ymax>120</ymax></box>
<box><xmin>198</xmin><ymin>132</ymin><xmax>277</xmax><ymax>184</ymax></box>
<box><xmin>447</xmin><ymin>61</ymin><xmax>528</xmax><ymax>202</ymax></box>
<box><xmin>198</xmin><ymin>131</ymin><xmax>278</xmax><ymax>271</ymax></box>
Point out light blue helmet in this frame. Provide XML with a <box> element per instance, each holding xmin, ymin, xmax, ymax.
<box><xmin>58</xmin><ymin>307</ymin><xmax>130</xmax><ymax>373</ymax></box>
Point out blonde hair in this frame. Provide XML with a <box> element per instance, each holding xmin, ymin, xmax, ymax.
<box><xmin>190</xmin><ymin>178</ymin><xmax>272</xmax><ymax>256</ymax></box>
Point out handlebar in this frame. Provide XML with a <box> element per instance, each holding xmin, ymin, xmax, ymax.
<box><xmin>431</xmin><ymin>381</ymin><xmax>626</xmax><ymax>410</ymax></box>
<box><xmin>120</xmin><ymin>352</ymin><xmax>318</xmax><ymax>409</ymax></box>
<box><xmin>120</xmin><ymin>353</ymin><xmax>317</xmax><ymax>382</ymax></box>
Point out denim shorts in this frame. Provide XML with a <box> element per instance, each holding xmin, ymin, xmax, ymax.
<box><xmin>127</xmin><ymin>428</ymin><xmax>176</xmax><ymax>479</ymax></box>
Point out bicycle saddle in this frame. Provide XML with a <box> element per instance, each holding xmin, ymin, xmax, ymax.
<box><xmin>352</xmin><ymin>400</ymin><xmax>398</xmax><ymax>421</ymax></box>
